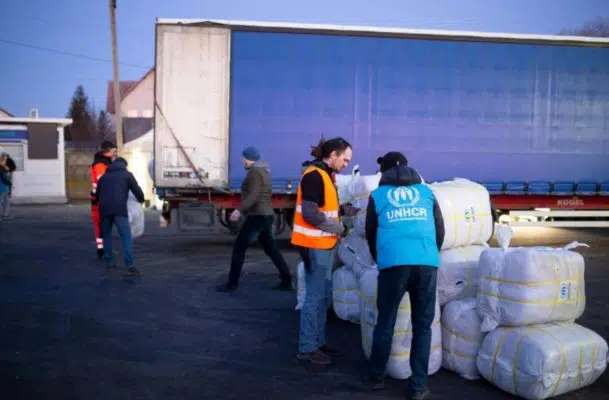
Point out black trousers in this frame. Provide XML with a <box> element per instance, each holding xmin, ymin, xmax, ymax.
<box><xmin>369</xmin><ymin>265</ymin><xmax>437</xmax><ymax>391</ymax></box>
<box><xmin>228</xmin><ymin>215</ymin><xmax>292</xmax><ymax>285</ymax></box>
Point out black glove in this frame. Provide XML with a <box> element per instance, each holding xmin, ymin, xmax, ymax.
<box><xmin>340</xmin><ymin>202</ymin><xmax>361</xmax><ymax>217</ymax></box>
<box><xmin>340</xmin><ymin>222</ymin><xmax>352</xmax><ymax>238</ymax></box>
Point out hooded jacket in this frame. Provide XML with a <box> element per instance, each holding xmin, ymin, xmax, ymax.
<box><xmin>94</xmin><ymin>158</ymin><xmax>145</xmax><ymax>218</ymax></box>
<box><xmin>238</xmin><ymin>161</ymin><xmax>274</xmax><ymax>216</ymax></box>
<box><xmin>365</xmin><ymin>165</ymin><xmax>445</xmax><ymax>267</ymax></box>
<box><xmin>90</xmin><ymin>151</ymin><xmax>113</xmax><ymax>200</ymax></box>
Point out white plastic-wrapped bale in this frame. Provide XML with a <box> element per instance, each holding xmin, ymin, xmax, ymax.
<box><xmin>477</xmin><ymin>243</ymin><xmax>587</xmax><ymax>332</ymax></box>
<box><xmin>332</xmin><ymin>267</ymin><xmax>360</xmax><ymax>324</ymax></box>
<box><xmin>343</xmin><ymin>174</ymin><xmax>381</xmax><ymax>237</ymax></box>
<box><xmin>335</xmin><ymin>172</ymin><xmax>355</xmax><ymax>201</ymax></box>
<box><xmin>438</xmin><ymin>245</ymin><xmax>486</xmax><ymax>306</ymax></box>
<box><xmin>337</xmin><ymin>232</ymin><xmax>371</xmax><ymax>268</ymax></box>
<box><xmin>359</xmin><ymin>268</ymin><xmax>442</xmax><ymax>380</ymax></box>
<box><xmin>337</xmin><ymin>173</ymin><xmax>381</xmax><ymax>205</ymax></box>
<box><xmin>477</xmin><ymin>322</ymin><xmax>608</xmax><ymax>400</ymax></box>
<box><xmin>441</xmin><ymin>298</ymin><xmax>487</xmax><ymax>380</ymax></box>
<box><xmin>337</xmin><ymin>232</ymin><xmax>376</xmax><ymax>279</ymax></box>
<box><xmin>428</xmin><ymin>178</ymin><xmax>494</xmax><ymax>250</ymax></box>
<box><xmin>295</xmin><ymin>261</ymin><xmax>332</xmax><ymax>311</ymax></box>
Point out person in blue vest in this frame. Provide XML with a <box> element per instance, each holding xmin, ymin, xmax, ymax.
<box><xmin>361</xmin><ymin>151</ymin><xmax>445</xmax><ymax>400</ymax></box>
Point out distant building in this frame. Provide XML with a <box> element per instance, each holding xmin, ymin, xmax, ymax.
<box><xmin>106</xmin><ymin>68</ymin><xmax>154</xmax><ymax>143</ymax></box>
<box><xmin>0</xmin><ymin>107</ymin><xmax>14</xmax><ymax>118</ymax></box>
<box><xmin>0</xmin><ymin>115</ymin><xmax>72</xmax><ymax>204</ymax></box>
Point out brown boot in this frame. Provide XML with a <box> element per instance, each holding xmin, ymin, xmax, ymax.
<box><xmin>122</xmin><ymin>267</ymin><xmax>141</xmax><ymax>277</ymax></box>
<box><xmin>296</xmin><ymin>349</ymin><xmax>331</xmax><ymax>365</ymax></box>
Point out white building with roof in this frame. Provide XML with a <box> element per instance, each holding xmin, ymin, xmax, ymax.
<box><xmin>0</xmin><ymin>116</ymin><xmax>72</xmax><ymax>204</ymax></box>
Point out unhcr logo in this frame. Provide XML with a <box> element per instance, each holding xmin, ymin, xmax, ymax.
<box><xmin>387</xmin><ymin>186</ymin><xmax>420</xmax><ymax>208</ymax></box>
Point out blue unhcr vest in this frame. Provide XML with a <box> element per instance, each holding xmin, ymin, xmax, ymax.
<box><xmin>370</xmin><ymin>183</ymin><xmax>440</xmax><ymax>269</ymax></box>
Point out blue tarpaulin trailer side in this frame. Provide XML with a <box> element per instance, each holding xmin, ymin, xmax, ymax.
<box><xmin>228</xmin><ymin>30</ymin><xmax>609</xmax><ymax>190</ymax></box>
<box><xmin>153</xmin><ymin>19</ymin><xmax>609</xmax><ymax>232</ymax></box>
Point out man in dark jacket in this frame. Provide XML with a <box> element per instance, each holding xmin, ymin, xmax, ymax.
<box><xmin>216</xmin><ymin>146</ymin><xmax>292</xmax><ymax>292</ymax></box>
<box><xmin>362</xmin><ymin>152</ymin><xmax>445</xmax><ymax>400</ymax></box>
<box><xmin>94</xmin><ymin>157</ymin><xmax>145</xmax><ymax>276</ymax></box>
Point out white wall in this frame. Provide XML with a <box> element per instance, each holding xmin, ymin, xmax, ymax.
<box><xmin>0</xmin><ymin>124</ymin><xmax>67</xmax><ymax>204</ymax></box>
<box><xmin>121</xmin><ymin>70</ymin><xmax>154</xmax><ymax>118</ymax></box>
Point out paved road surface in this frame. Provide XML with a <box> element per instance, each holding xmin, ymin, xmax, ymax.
<box><xmin>1</xmin><ymin>205</ymin><xmax>608</xmax><ymax>399</ymax></box>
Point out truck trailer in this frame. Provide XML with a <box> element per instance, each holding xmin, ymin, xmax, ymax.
<box><xmin>152</xmin><ymin>19</ymin><xmax>609</xmax><ymax>232</ymax></box>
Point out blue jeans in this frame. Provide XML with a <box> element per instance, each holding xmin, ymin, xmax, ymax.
<box><xmin>370</xmin><ymin>265</ymin><xmax>437</xmax><ymax>391</ymax></box>
<box><xmin>101</xmin><ymin>215</ymin><xmax>134</xmax><ymax>268</ymax></box>
<box><xmin>0</xmin><ymin>191</ymin><xmax>9</xmax><ymax>217</ymax></box>
<box><xmin>298</xmin><ymin>248</ymin><xmax>334</xmax><ymax>353</ymax></box>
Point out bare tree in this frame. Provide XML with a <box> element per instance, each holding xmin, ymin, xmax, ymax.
<box><xmin>559</xmin><ymin>17</ymin><xmax>609</xmax><ymax>37</ymax></box>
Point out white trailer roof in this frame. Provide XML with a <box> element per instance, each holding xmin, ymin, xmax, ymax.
<box><xmin>155</xmin><ymin>18</ymin><xmax>609</xmax><ymax>47</ymax></box>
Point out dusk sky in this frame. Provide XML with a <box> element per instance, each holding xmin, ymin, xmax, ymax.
<box><xmin>0</xmin><ymin>0</ymin><xmax>607</xmax><ymax>118</ymax></box>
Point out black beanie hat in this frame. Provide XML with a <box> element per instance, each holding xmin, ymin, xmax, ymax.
<box><xmin>377</xmin><ymin>151</ymin><xmax>408</xmax><ymax>173</ymax></box>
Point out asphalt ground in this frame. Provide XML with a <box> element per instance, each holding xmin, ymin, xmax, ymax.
<box><xmin>1</xmin><ymin>204</ymin><xmax>608</xmax><ymax>399</ymax></box>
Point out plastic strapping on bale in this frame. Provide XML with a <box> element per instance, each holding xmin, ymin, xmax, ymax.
<box><xmin>332</xmin><ymin>267</ymin><xmax>360</xmax><ymax>323</ymax></box>
<box><xmin>478</xmin><ymin>322</ymin><xmax>607</xmax><ymax>399</ymax></box>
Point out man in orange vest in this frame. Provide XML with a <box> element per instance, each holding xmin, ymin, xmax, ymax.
<box><xmin>90</xmin><ymin>141</ymin><xmax>117</xmax><ymax>259</ymax></box>
<box><xmin>292</xmin><ymin>137</ymin><xmax>358</xmax><ymax>365</ymax></box>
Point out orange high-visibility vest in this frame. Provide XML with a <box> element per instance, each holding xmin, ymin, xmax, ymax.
<box><xmin>89</xmin><ymin>153</ymin><xmax>112</xmax><ymax>199</ymax></box>
<box><xmin>291</xmin><ymin>166</ymin><xmax>340</xmax><ymax>249</ymax></box>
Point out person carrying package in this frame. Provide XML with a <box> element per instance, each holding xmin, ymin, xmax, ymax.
<box><xmin>90</xmin><ymin>141</ymin><xmax>117</xmax><ymax>259</ymax></box>
<box><xmin>216</xmin><ymin>146</ymin><xmax>293</xmax><ymax>292</ymax></box>
<box><xmin>292</xmin><ymin>137</ymin><xmax>359</xmax><ymax>365</ymax></box>
<box><xmin>93</xmin><ymin>157</ymin><xmax>145</xmax><ymax>276</ymax></box>
<box><xmin>361</xmin><ymin>151</ymin><xmax>445</xmax><ymax>400</ymax></box>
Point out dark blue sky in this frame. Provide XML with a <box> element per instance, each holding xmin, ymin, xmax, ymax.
<box><xmin>0</xmin><ymin>0</ymin><xmax>607</xmax><ymax>117</ymax></box>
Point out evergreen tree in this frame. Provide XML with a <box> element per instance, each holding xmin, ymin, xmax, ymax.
<box><xmin>65</xmin><ymin>85</ymin><xmax>97</xmax><ymax>143</ymax></box>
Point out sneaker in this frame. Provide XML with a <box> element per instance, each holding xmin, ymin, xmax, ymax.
<box><xmin>272</xmin><ymin>280</ymin><xmax>294</xmax><ymax>291</ymax></box>
<box><xmin>319</xmin><ymin>344</ymin><xmax>342</xmax><ymax>357</ymax></box>
<box><xmin>122</xmin><ymin>267</ymin><xmax>142</xmax><ymax>277</ymax></box>
<box><xmin>409</xmin><ymin>387</ymin><xmax>430</xmax><ymax>400</ymax></box>
<box><xmin>216</xmin><ymin>283</ymin><xmax>238</xmax><ymax>292</ymax></box>
<box><xmin>358</xmin><ymin>376</ymin><xmax>385</xmax><ymax>391</ymax></box>
<box><xmin>296</xmin><ymin>349</ymin><xmax>331</xmax><ymax>365</ymax></box>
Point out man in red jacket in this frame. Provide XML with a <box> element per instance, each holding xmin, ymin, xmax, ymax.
<box><xmin>90</xmin><ymin>141</ymin><xmax>117</xmax><ymax>259</ymax></box>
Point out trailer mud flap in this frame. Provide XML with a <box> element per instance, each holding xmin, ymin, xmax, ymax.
<box><xmin>177</xmin><ymin>202</ymin><xmax>216</xmax><ymax>231</ymax></box>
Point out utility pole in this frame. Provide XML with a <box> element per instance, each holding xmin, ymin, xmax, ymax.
<box><xmin>109</xmin><ymin>0</ymin><xmax>123</xmax><ymax>155</ymax></box>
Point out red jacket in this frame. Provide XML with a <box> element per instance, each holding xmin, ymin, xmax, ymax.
<box><xmin>90</xmin><ymin>152</ymin><xmax>113</xmax><ymax>200</ymax></box>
